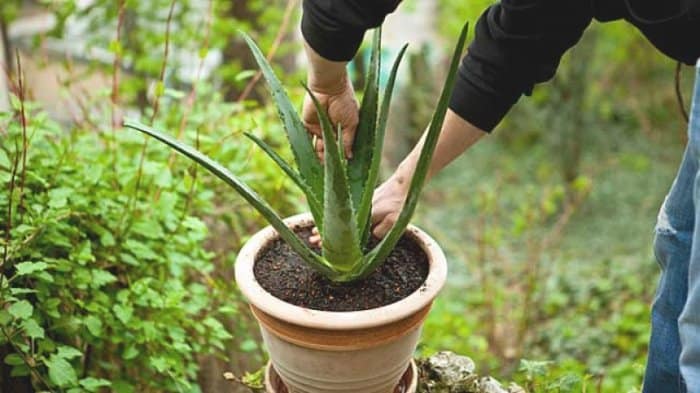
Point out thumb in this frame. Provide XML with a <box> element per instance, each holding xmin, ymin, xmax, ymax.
<box><xmin>372</xmin><ymin>215</ymin><xmax>395</xmax><ymax>239</ymax></box>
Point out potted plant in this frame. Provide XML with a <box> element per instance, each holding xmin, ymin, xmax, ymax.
<box><xmin>125</xmin><ymin>22</ymin><xmax>468</xmax><ymax>393</ymax></box>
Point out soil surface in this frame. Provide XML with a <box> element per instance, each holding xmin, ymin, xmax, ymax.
<box><xmin>253</xmin><ymin>227</ymin><xmax>429</xmax><ymax>311</ymax></box>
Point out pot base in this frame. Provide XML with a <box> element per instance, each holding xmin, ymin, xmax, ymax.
<box><xmin>264</xmin><ymin>359</ymin><xmax>418</xmax><ymax>393</ymax></box>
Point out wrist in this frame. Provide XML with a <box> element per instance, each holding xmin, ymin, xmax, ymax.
<box><xmin>304</xmin><ymin>39</ymin><xmax>349</xmax><ymax>95</ymax></box>
<box><xmin>308</xmin><ymin>70</ymin><xmax>349</xmax><ymax>95</ymax></box>
<box><xmin>394</xmin><ymin>158</ymin><xmax>418</xmax><ymax>193</ymax></box>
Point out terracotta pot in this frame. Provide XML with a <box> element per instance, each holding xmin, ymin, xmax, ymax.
<box><xmin>235</xmin><ymin>213</ymin><xmax>447</xmax><ymax>393</ymax></box>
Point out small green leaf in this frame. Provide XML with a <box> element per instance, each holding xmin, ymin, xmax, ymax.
<box><xmin>80</xmin><ymin>377</ymin><xmax>112</xmax><ymax>391</ymax></box>
<box><xmin>0</xmin><ymin>149</ymin><xmax>11</xmax><ymax>168</ymax></box>
<box><xmin>235</xmin><ymin>70</ymin><xmax>256</xmax><ymax>82</ymax></box>
<box><xmin>46</xmin><ymin>354</ymin><xmax>78</xmax><ymax>387</ymax></box>
<box><xmin>0</xmin><ymin>310</ymin><xmax>11</xmax><ymax>326</ymax></box>
<box><xmin>22</xmin><ymin>319</ymin><xmax>45</xmax><ymax>339</ymax></box>
<box><xmin>4</xmin><ymin>353</ymin><xmax>24</xmax><ymax>366</ymax></box>
<box><xmin>9</xmin><ymin>300</ymin><xmax>33</xmax><ymax>320</ymax></box>
<box><xmin>84</xmin><ymin>316</ymin><xmax>103</xmax><ymax>337</ymax></box>
<box><xmin>113</xmin><ymin>304</ymin><xmax>133</xmax><ymax>324</ymax></box>
<box><xmin>240</xmin><ymin>339</ymin><xmax>257</xmax><ymax>352</ymax></box>
<box><xmin>150</xmin><ymin>356</ymin><xmax>168</xmax><ymax>373</ymax></box>
<box><xmin>123</xmin><ymin>346</ymin><xmax>139</xmax><ymax>360</ymax></box>
<box><xmin>100</xmin><ymin>231</ymin><xmax>116</xmax><ymax>247</ymax></box>
<box><xmin>15</xmin><ymin>261</ymin><xmax>49</xmax><ymax>276</ymax></box>
<box><xmin>241</xmin><ymin>368</ymin><xmax>264</xmax><ymax>389</ymax></box>
<box><xmin>57</xmin><ymin>346</ymin><xmax>83</xmax><ymax>360</ymax></box>
<box><xmin>92</xmin><ymin>270</ymin><xmax>118</xmax><ymax>287</ymax></box>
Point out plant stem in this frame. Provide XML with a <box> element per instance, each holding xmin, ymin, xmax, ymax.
<box><xmin>111</xmin><ymin>0</ymin><xmax>126</xmax><ymax>159</ymax></box>
<box><xmin>120</xmin><ymin>0</ymin><xmax>176</xmax><ymax>234</ymax></box>
<box><xmin>14</xmin><ymin>51</ymin><xmax>28</xmax><ymax>214</ymax></box>
<box><xmin>162</xmin><ymin>0</ymin><xmax>213</xmax><ymax>188</ymax></box>
<box><xmin>236</xmin><ymin>0</ymin><xmax>298</xmax><ymax>103</ymax></box>
<box><xmin>0</xmin><ymin>327</ymin><xmax>56</xmax><ymax>392</ymax></box>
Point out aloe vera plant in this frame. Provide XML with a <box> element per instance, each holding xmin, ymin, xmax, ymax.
<box><xmin>124</xmin><ymin>23</ymin><xmax>468</xmax><ymax>283</ymax></box>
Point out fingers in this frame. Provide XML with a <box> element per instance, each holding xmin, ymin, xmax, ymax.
<box><xmin>372</xmin><ymin>215</ymin><xmax>396</xmax><ymax>239</ymax></box>
<box><xmin>309</xmin><ymin>227</ymin><xmax>322</xmax><ymax>246</ymax></box>
<box><xmin>342</xmin><ymin>126</ymin><xmax>355</xmax><ymax>159</ymax></box>
<box><xmin>314</xmin><ymin>137</ymin><xmax>324</xmax><ymax>162</ymax></box>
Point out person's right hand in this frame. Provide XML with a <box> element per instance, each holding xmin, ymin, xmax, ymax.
<box><xmin>309</xmin><ymin>172</ymin><xmax>409</xmax><ymax>246</ymax></box>
<box><xmin>370</xmin><ymin>172</ymin><xmax>411</xmax><ymax>239</ymax></box>
<box><xmin>302</xmin><ymin>76</ymin><xmax>359</xmax><ymax>160</ymax></box>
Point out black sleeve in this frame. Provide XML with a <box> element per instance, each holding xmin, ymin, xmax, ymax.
<box><xmin>450</xmin><ymin>0</ymin><xmax>593</xmax><ymax>132</ymax></box>
<box><xmin>302</xmin><ymin>0</ymin><xmax>401</xmax><ymax>62</ymax></box>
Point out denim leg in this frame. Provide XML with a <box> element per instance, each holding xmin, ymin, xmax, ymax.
<box><xmin>679</xmin><ymin>60</ymin><xmax>700</xmax><ymax>393</ymax></box>
<box><xmin>643</xmin><ymin>145</ymin><xmax>695</xmax><ymax>393</ymax></box>
<box><xmin>643</xmin><ymin>61</ymin><xmax>700</xmax><ymax>393</ymax></box>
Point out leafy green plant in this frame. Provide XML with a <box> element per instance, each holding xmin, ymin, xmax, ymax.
<box><xmin>125</xmin><ymin>23</ymin><xmax>469</xmax><ymax>283</ymax></box>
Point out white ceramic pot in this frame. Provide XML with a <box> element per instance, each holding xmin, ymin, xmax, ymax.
<box><xmin>235</xmin><ymin>213</ymin><xmax>447</xmax><ymax>393</ymax></box>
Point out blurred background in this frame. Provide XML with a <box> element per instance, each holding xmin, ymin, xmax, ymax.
<box><xmin>0</xmin><ymin>0</ymin><xmax>695</xmax><ymax>392</ymax></box>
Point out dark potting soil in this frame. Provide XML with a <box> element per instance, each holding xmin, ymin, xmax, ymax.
<box><xmin>253</xmin><ymin>227</ymin><xmax>429</xmax><ymax>312</ymax></box>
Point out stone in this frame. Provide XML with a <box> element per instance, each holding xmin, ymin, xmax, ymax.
<box><xmin>417</xmin><ymin>351</ymin><xmax>526</xmax><ymax>393</ymax></box>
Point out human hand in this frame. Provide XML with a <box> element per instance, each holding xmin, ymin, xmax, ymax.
<box><xmin>302</xmin><ymin>76</ymin><xmax>359</xmax><ymax>160</ymax></box>
<box><xmin>370</xmin><ymin>172</ymin><xmax>411</xmax><ymax>239</ymax></box>
<box><xmin>308</xmin><ymin>172</ymin><xmax>410</xmax><ymax>246</ymax></box>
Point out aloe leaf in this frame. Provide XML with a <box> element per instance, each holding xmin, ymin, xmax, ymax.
<box><xmin>357</xmin><ymin>44</ymin><xmax>408</xmax><ymax>246</ymax></box>
<box><xmin>244</xmin><ymin>132</ymin><xmax>323</xmax><ymax>232</ymax></box>
<box><xmin>123</xmin><ymin>119</ymin><xmax>337</xmax><ymax>279</ymax></box>
<box><xmin>240</xmin><ymin>31</ymin><xmax>324</xmax><ymax>210</ymax></box>
<box><xmin>347</xmin><ymin>28</ymin><xmax>381</xmax><ymax>215</ymax></box>
<box><xmin>357</xmin><ymin>22</ymin><xmax>470</xmax><ymax>280</ymax></box>
<box><xmin>303</xmin><ymin>86</ymin><xmax>363</xmax><ymax>275</ymax></box>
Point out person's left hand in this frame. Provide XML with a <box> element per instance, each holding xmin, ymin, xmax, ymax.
<box><xmin>302</xmin><ymin>76</ymin><xmax>359</xmax><ymax>161</ymax></box>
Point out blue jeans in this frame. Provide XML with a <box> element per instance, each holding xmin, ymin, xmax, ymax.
<box><xmin>643</xmin><ymin>60</ymin><xmax>700</xmax><ymax>393</ymax></box>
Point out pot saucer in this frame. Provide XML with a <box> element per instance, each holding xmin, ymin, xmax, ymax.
<box><xmin>264</xmin><ymin>359</ymin><xmax>418</xmax><ymax>393</ymax></box>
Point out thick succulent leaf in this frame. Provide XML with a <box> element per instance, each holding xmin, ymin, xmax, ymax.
<box><xmin>358</xmin><ymin>44</ymin><xmax>408</xmax><ymax>246</ymax></box>
<box><xmin>304</xmin><ymin>86</ymin><xmax>363</xmax><ymax>274</ymax></box>
<box><xmin>347</xmin><ymin>28</ymin><xmax>381</xmax><ymax>215</ymax></box>
<box><xmin>358</xmin><ymin>22</ymin><xmax>470</xmax><ymax>279</ymax></box>
<box><xmin>240</xmin><ymin>31</ymin><xmax>324</xmax><ymax>207</ymax></box>
<box><xmin>123</xmin><ymin>120</ymin><xmax>337</xmax><ymax>279</ymax></box>
<box><xmin>244</xmin><ymin>132</ymin><xmax>323</xmax><ymax>232</ymax></box>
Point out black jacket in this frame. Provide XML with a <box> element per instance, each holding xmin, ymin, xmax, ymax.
<box><xmin>302</xmin><ymin>0</ymin><xmax>700</xmax><ymax>131</ymax></box>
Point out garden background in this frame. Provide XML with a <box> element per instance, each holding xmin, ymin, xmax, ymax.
<box><xmin>0</xmin><ymin>0</ymin><xmax>694</xmax><ymax>392</ymax></box>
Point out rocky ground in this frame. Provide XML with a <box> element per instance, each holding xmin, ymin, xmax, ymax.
<box><xmin>417</xmin><ymin>351</ymin><xmax>525</xmax><ymax>393</ymax></box>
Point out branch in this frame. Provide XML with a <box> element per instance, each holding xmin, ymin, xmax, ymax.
<box><xmin>236</xmin><ymin>0</ymin><xmax>298</xmax><ymax>103</ymax></box>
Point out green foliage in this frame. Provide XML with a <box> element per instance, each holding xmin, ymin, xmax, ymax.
<box><xmin>0</xmin><ymin>82</ymin><xmax>298</xmax><ymax>390</ymax></box>
<box><xmin>126</xmin><ymin>24</ymin><xmax>469</xmax><ymax>283</ymax></box>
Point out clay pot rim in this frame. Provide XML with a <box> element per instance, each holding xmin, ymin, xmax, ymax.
<box><xmin>234</xmin><ymin>212</ymin><xmax>447</xmax><ymax>330</ymax></box>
